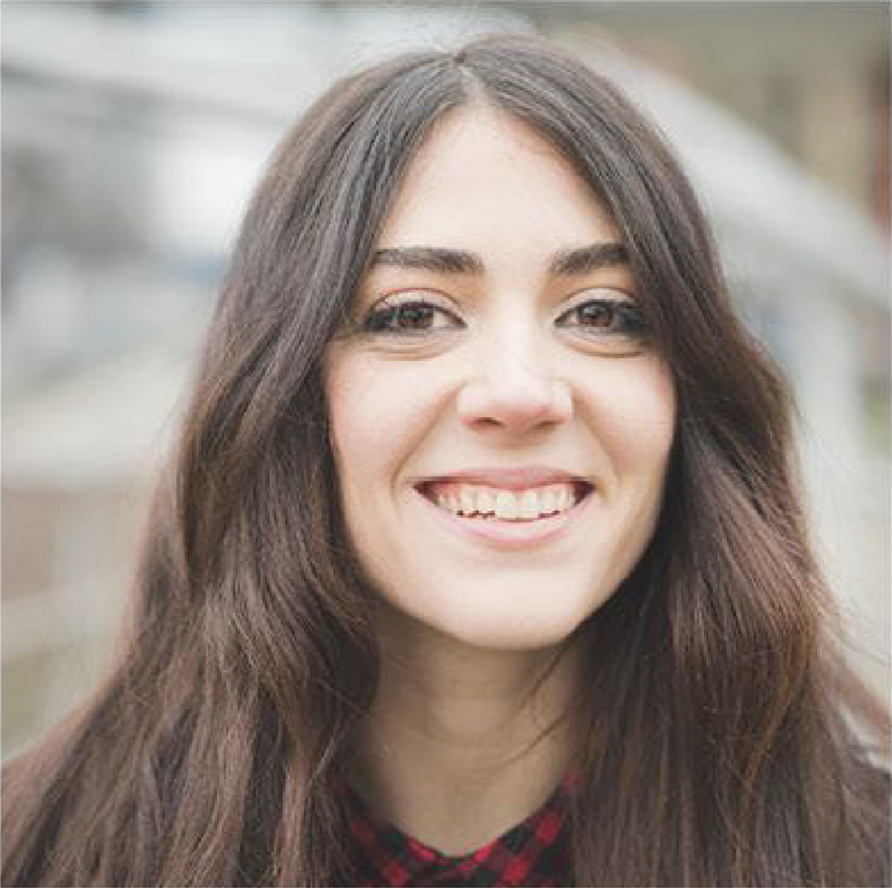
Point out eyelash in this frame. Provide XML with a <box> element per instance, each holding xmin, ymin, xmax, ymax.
<box><xmin>556</xmin><ymin>299</ymin><xmax>649</xmax><ymax>339</ymax></box>
<box><xmin>362</xmin><ymin>295</ymin><xmax>649</xmax><ymax>341</ymax></box>
<box><xmin>362</xmin><ymin>298</ymin><xmax>461</xmax><ymax>335</ymax></box>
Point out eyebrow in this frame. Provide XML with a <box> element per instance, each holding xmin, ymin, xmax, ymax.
<box><xmin>549</xmin><ymin>242</ymin><xmax>629</xmax><ymax>276</ymax></box>
<box><xmin>368</xmin><ymin>242</ymin><xmax>629</xmax><ymax>277</ymax></box>
<box><xmin>369</xmin><ymin>247</ymin><xmax>484</xmax><ymax>275</ymax></box>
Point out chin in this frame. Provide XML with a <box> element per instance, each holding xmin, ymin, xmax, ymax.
<box><xmin>449</xmin><ymin>622</ymin><xmax>584</xmax><ymax>653</ymax></box>
<box><xmin>381</xmin><ymin>581</ymin><xmax>608</xmax><ymax>654</ymax></box>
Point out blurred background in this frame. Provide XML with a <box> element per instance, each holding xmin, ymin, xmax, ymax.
<box><xmin>3</xmin><ymin>0</ymin><xmax>889</xmax><ymax>758</ymax></box>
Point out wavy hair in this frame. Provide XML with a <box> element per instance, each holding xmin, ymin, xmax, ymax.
<box><xmin>3</xmin><ymin>34</ymin><xmax>888</xmax><ymax>887</ymax></box>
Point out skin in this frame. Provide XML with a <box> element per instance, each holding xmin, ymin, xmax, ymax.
<box><xmin>325</xmin><ymin>106</ymin><xmax>676</xmax><ymax>854</ymax></box>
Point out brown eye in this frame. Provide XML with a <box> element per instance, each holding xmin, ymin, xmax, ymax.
<box><xmin>556</xmin><ymin>297</ymin><xmax>649</xmax><ymax>343</ymax></box>
<box><xmin>576</xmin><ymin>302</ymin><xmax>616</xmax><ymax>329</ymax></box>
<box><xmin>363</xmin><ymin>299</ymin><xmax>463</xmax><ymax>335</ymax></box>
<box><xmin>395</xmin><ymin>303</ymin><xmax>435</xmax><ymax>330</ymax></box>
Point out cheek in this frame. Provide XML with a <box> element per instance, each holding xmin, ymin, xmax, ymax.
<box><xmin>324</xmin><ymin>349</ymin><xmax>445</xmax><ymax>490</ymax></box>
<box><xmin>326</xmin><ymin>354</ymin><xmax>387</xmax><ymax>488</ymax></box>
<box><xmin>584</xmin><ymin>358</ymin><xmax>676</xmax><ymax>478</ymax></box>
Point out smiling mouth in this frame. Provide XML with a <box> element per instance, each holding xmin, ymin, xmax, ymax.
<box><xmin>417</xmin><ymin>480</ymin><xmax>593</xmax><ymax>522</ymax></box>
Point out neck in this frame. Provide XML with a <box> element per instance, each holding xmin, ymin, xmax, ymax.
<box><xmin>348</xmin><ymin>603</ymin><xmax>582</xmax><ymax>855</ymax></box>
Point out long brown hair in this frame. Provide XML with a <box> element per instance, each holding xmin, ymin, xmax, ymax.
<box><xmin>3</xmin><ymin>35</ymin><xmax>888</xmax><ymax>887</ymax></box>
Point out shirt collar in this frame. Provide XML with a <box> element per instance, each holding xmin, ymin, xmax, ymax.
<box><xmin>342</xmin><ymin>776</ymin><xmax>573</xmax><ymax>887</ymax></box>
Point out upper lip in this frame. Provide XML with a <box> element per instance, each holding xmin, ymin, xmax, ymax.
<box><xmin>415</xmin><ymin>466</ymin><xmax>593</xmax><ymax>490</ymax></box>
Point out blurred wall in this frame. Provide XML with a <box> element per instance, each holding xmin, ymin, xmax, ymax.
<box><xmin>3</xmin><ymin>1</ymin><xmax>888</xmax><ymax>758</ymax></box>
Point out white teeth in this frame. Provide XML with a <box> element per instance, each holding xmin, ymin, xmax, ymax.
<box><xmin>518</xmin><ymin>489</ymin><xmax>539</xmax><ymax>519</ymax></box>
<box><xmin>432</xmin><ymin>482</ymin><xmax>584</xmax><ymax>520</ymax></box>
<box><xmin>558</xmin><ymin>486</ymin><xmax>573</xmax><ymax>510</ymax></box>
<box><xmin>494</xmin><ymin>490</ymin><xmax>519</xmax><ymax>520</ymax></box>
<box><xmin>538</xmin><ymin>487</ymin><xmax>556</xmax><ymax>515</ymax></box>
<box><xmin>477</xmin><ymin>488</ymin><xmax>496</xmax><ymax>515</ymax></box>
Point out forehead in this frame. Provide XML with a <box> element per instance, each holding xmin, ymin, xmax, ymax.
<box><xmin>375</xmin><ymin>107</ymin><xmax>619</xmax><ymax>252</ymax></box>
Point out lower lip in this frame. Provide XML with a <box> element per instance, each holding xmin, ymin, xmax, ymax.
<box><xmin>413</xmin><ymin>487</ymin><xmax>593</xmax><ymax>551</ymax></box>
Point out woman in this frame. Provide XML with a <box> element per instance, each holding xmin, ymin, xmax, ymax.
<box><xmin>3</xmin><ymin>34</ymin><xmax>888</xmax><ymax>887</ymax></box>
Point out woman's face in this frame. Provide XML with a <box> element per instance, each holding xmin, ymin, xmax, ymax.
<box><xmin>325</xmin><ymin>108</ymin><xmax>675</xmax><ymax>651</ymax></box>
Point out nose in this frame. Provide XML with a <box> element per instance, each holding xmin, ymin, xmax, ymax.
<box><xmin>456</xmin><ymin>341</ymin><xmax>573</xmax><ymax>436</ymax></box>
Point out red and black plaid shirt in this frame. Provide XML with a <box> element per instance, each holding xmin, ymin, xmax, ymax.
<box><xmin>342</xmin><ymin>779</ymin><xmax>573</xmax><ymax>887</ymax></box>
